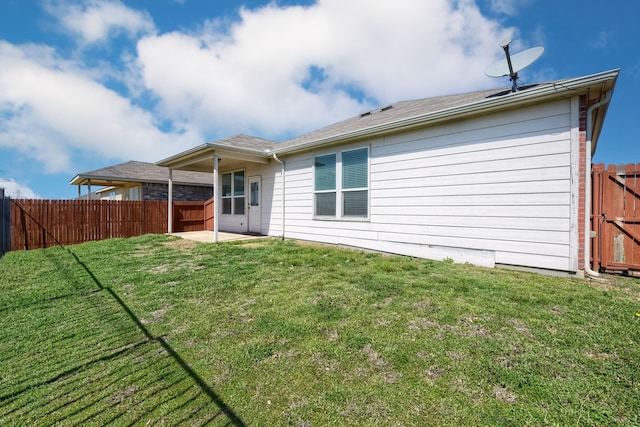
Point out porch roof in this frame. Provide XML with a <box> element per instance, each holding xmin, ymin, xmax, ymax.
<box><xmin>156</xmin><ymin>135</ymin><xmax>275</xmax><ymax>171</ymax></box>
<box><xmin>70</xmin><ymin>160</ymin><xmax>213</xmax><ymax>187</ymax></box>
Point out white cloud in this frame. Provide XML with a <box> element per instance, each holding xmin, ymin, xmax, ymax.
<box><xmin>43</xmin><ymin>0</ymin><xmax>155</xmax><ymax>44</ymax></box>
<box><xmin>591</xmin><ymin>31</ymin><xmax>611</xmax><ymax>49</ymax></box>
<box><xmin>0</xmin><ymin>41</ymin><xmax>202</xmax><ymax>173</ymax></box>
<box><xmin>1</xmin><ymin>0</ymin><xmax>519</xmax><ymax>184</ymax></box>
<box><xmin>487</xmin><ymin>0</ymin><xmax>532</xmax><ymax>16</ymax></box>
<box><xmin>0</xmin><ymin>178</ymin><xmax>40</xmax><ymax>199</ymax></box>
<box><xmin>136</xmin><ymin>0</ymin><xmax>514</xmax><ymax>139</ymax></box>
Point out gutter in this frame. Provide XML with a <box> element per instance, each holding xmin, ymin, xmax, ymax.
<box><xmin>272</xmin><ymin>154</ymin><xmax>285</xmax><ymax>240</ymax></box>
<box><xmin>584</xmin><ymin>90</ymin><xmax>613</xmax><ymax>278</ymax></box>
<box><xmin>270</xmin><ymin>69</ymin><xmax>620</xmax><ymax>156</ymax></box>
<box><xmin>153</xmin><ymin>70</ymin><xmax>619</xmax><ymax>166</ymax></box>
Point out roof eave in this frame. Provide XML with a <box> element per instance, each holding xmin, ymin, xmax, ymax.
<box><xmin>156</xmin><ymin>143</ymin><xmax>215</xmax><ymax>168</ymax></box>
<box><xmin>270</xmin><ymin>69</ymin><xmax>620</xmax><ymax>156</ymax></box>
<box><xmin>156</xmin><ymin>143</ymin><xmax>271</xmax><ymax>168</ymax></box>
<box><xmin>70</xmin><ymin>174</ymin><xmax>212</xmax><ymax>187</ymax></box>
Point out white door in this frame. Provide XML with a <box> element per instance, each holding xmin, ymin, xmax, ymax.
<box><xmin>248</xmin><ymin>176</ymin><xmax>261</xmax><ymax>234</ymax></box>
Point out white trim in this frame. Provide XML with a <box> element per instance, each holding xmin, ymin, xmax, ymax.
<box><xmin>313</xmin><ymin>146</ymin><xmax>370</xmax><ymax>221</ymax></box>
<box><xmin>221</xmin><ymin>169</ymin><xmax>247</xmax><ymax>216</ymax></box>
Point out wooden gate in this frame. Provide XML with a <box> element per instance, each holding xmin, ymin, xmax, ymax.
<box><xmin>204</xmin><ymin>197</ymin><xmax>215</xmax><ymax>231</ymax></box>
<box><xmin>592</xmin><ymin>163</ymin><xmax>640</xmax><ymax>275</ymax></box>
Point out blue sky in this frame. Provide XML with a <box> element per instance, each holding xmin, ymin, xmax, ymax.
<box><xmin>0</xmin><ymin>0</ymin><xmax>638</xmax><ymax>199</ymax></box>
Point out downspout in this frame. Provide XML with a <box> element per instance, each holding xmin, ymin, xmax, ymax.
<box><xmin>213</xmin><ymin>153</ymin><xmax>219</xmax><ymax>243</ymax></box>
<box><xmin>584</xmin><ymin>90</ymin><xmax>613</xmax><ymax>277</ymax></box>
<box><xmin>272</xmin><ymin>154</ymin><xmax>285</xmax><ymax>240</ymax></box>
<box><xmin>167</xmin><ymin>169</ymin><xmax>173</xmax><ymax>233</ymax></box>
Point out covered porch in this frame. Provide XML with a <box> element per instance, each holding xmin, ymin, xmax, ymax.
<box><xmin>156</xmin><ymin>135</ymin><xmax>277</xmax><ymax>243</ymax></box>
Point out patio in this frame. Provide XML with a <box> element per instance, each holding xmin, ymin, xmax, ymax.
<box><xmin>170</xmin><ymin>231</ymin><xmax>266</xmax><ymax>243</ymax></box>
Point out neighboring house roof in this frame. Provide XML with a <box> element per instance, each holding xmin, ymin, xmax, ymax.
<box><xmin>70</xmin><ymin>160</ymin><xmax>213</xmax><ymax>187</ymax></box>
<box><xmin>157</xmin><ymin>69</ymin><xmax>619</xmax><ymax>169</ymax></box>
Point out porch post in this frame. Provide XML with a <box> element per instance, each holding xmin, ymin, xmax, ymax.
<box><xmin>213</xmin><ymin>153</ymin><xmax>219</xmax><ymax>243</ymax></box>
<box><xmin>87</xmin><ymin>179</ymin><xmax>91</xmax><ymax>199</ymax></box>
<box><xmin>168</xmin><ymin>169</ymin><xmax>173</xmax><ymax>233</ymax></box>
<box><xmin>77</xmin><ymin>185</ymin><xmax>81</xmax><ymax>200</ymax></box>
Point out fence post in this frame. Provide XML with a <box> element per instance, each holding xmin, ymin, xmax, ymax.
<box><xmin>0</xmin><ymin>188</ymin><xmax>9</xmax><ymax>256</ymax></box>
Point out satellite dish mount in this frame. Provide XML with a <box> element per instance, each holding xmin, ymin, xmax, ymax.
<box><xmin>501</xmin><ymin>39</ymin><xmax>518</xmax><ymax>93</ymax></box>
<box><xmin>485</xmin><ymin>38</ymin><xmax>544</xmax><ymax>93</ymax></box>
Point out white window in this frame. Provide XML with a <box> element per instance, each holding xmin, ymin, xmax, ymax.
<box><xmin>314</xmin><ymin>147</ymin><xmax>369</xmax><ymax>219</ymax></box>
<box><xmin>129</xmin><ymin>186</ymin><xmax>139</xmax><ymax>201</ymax></box>
<box><xmin>222</xmin><ymin>170</ymin><xmax>245</xmax><ymax>215</ymax></box>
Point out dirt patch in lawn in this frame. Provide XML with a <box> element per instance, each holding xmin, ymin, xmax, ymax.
<box><xmin>162</xmin><ymin>238</ymin><xmax>199</xmax><ymax>253</ymax></box>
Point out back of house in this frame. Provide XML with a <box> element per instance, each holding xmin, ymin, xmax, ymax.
<box><xmin>158</xmin><ymin>69</ymin><xmax>619</xmax><ymax>275</ymax></box>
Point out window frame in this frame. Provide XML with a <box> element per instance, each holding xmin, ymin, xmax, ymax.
<box><xmin>313</xmin><ymin>146</ymin><xmax>370</xmax><ymax>221</ymax></box>
<box><xmin>221</xmin><ymin>169</ymin><xmax>246</xmax><ymax>216</ymax></box>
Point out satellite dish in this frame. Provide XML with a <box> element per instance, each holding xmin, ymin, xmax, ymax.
<box><xmin>485</xmin><ymin>40</ymin><xmax>544</xmax><ymax>93</ymax></box>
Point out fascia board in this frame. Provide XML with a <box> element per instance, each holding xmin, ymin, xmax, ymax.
<box><xmin>271</xmin><ymin>69</ymin><xmax>620</xmax><ymax>155</ymax></box>
<box><xmin>70</xmin><ymin>175</ymin><xmax>212</xmax><ymax>187</ymax></box>
<box><xmin>157</xmin><ymin>144</ymin><xmax>271</xmax><ymax>169</ymax></box>
<box><xmin>156</xmin><ymin>143</ymin><xmax>215</xmax><ymax>168</ymax></box>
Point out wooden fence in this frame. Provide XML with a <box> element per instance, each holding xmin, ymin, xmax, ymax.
<box><xmin>0</xmin><ymin>188</ymin><xmax>9</xmax><ymax>256</ymax></box>
<box><xmin>9</xmin><ymin>199</ymin><xmax>211</xmax><ymax>251</ymax></box>
<box><xmin>172</xmin><ymin>198</ymin><xmax>214</xmax><ymax>232</ymax></box>
<box><xmin>592</xmin><ymin>163</ymin><xmax>640</xmax><ymax>275</ymax></box>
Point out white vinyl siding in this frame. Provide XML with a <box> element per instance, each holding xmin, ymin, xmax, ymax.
<box><xmin>282</xmin><ymin>99</ymin><xmax>577</xmax><ymax>272</ymax></box>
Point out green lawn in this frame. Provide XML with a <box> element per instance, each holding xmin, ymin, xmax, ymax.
<box><xmin>0</xmin><ymin>234</ymin><xmax>638</xmax><ymax>426</ymax></box>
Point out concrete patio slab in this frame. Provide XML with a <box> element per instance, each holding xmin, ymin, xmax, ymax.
<box><xmin>169</xmin><ymin>231</ymin><xmax>265</xmax><ymax>243</ymax></box>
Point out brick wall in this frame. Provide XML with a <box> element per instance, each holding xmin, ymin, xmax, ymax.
<box><xmin>577</xmin><ymin>95</ymin><xmax>587</xmax><ymax>271</ymax></box>
<box><xmin>142</xmin><ymin>182</ymin><xmax>213</xmax><ymax>202</ymax></box>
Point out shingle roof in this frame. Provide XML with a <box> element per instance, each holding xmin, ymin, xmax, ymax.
<box><xmin>157</xmin><ymin>69</ymin><xmax>618</xmax><ymax>168</ymax></box>
<box><xmin>212</xmin><ymin>134</ymin><xmax>278</xmax><ymax>151</ymax></box>
<box><xmin>70</xmin><ymin>161</ymin><xmax>212</xmax><ymax>186</ymax></box>
<box><xmin>276</xmin><ymin>86</ymin><xmax>505</xmax><ymax>151</ymax></box>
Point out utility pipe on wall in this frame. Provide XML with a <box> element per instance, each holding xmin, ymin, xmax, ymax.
<box><xmin>272</xmin><ymin>154</ymin><xmax>285</xmax><ymax>240</ymax></box>
<box><xmin>168</xmin><ymin>169</ymin><xmax>173</xmax><ymax>233</ymax></box>
<box><xmin>213</xmin><ymin>153</ymin><xmax>219</xmax><ymax>243</ymax></box>
<box><xmin>584</xmin><ymin>90</ymin><xmax>613</xmax><ymax>277</ymax></box>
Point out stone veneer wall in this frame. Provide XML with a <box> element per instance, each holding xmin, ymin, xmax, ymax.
<box><xmin>141</xmin><ymin>182</ymin><xmax>213</xmax><ymax>201</ymax></box>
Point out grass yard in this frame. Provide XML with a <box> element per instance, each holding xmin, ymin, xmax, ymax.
<box><xmin>0</xmin><ymin>234</ymin><xmax>639</xmax><ymax>426</ymax></box>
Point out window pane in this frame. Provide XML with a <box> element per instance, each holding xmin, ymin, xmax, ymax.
<box><xmin>234</xmin><ymin>171</ymin><xmax>245</xmax><ymax>196</ymax></box>
<box><xmin>343</xmin><ymin>190</ymin><xmax>368</xmax><ymax>217</ymax></box>
<box><xmin>315</xmin><ymin>192</ymin><xmax>336</xmax><ymax>216</ymax></box>
<box><xmin>234</xmin><ymin>197</ymin><xmax>245</xmax><ymax>215</ymax></box>
<box><xmin>250</xmin><ymin>181</ymin><xmax>259</xmax><ymax>206</ymax></box>
<box><xmin>315</xmin><ymin>154</ymin><xmax>336</xmax><ymax>191</ymax></box>
<box><xmin>222</xmin><ymin>198</ymin><xmax>232</xmax><ymax>214</ymax></box>
<box><xmin>222</xmin><ymin>173</ymin><xmax>232</xmax><ymax>197</ymax></box>
<box><xmin>342</xmin><ymin>148</ymin><xmax>368</xmax><ymax>189</ymax></box>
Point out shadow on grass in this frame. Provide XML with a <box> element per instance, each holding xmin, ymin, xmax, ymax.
<box><xmin>0</xmin><ymin>243</ymin><xmax>246</xmax><ymax>426</ymax></box>
<box><xmin>69</xmin><ymin>248</ymin><xmax>247</xmax><ymax>426</ymax></box>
